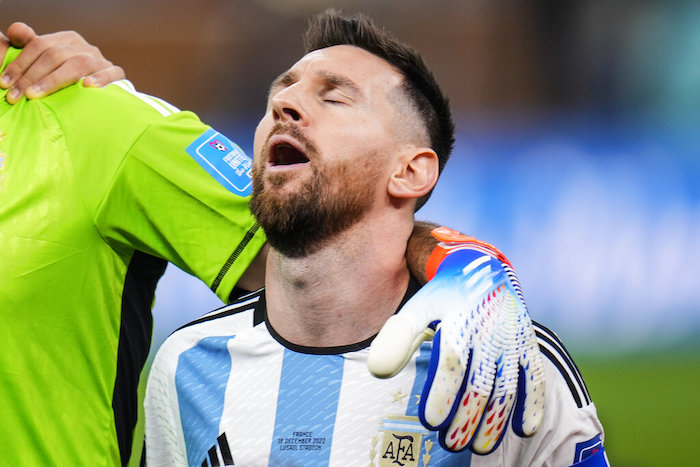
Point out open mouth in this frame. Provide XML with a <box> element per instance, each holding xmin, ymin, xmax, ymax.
<box><xmin>270</xmin><ymin>142</ymin><xmax>310</xmax><ymax>166</ymax></box>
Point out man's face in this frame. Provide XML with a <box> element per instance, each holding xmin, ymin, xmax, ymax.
<box><xmin>250</xmin><ymin>45</ymin><xmax>407</xmax><ymax>257</ymax></box>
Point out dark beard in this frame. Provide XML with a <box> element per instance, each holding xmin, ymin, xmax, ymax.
<box><xmin>250</xmin><ymin>157</ymin><xmax>380</xmax><ymax>258</ymax></box>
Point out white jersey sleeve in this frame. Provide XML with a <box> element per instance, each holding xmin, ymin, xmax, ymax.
<box><xmin>144</xmin><ymin>303</ymin><xmax>247</xmax><ymax>467</ymax></box>
<box><xmin>499</xmin><ymin>323</ymin><xmax>609</xmax><ymax>467</ymax></box>
<box><xmin>144</xmin><ymin>330</ymin><xmax>190</xmax><ymax>466</ymax></box>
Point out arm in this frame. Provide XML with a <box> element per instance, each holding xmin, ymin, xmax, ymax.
<box><xmin>516</xmin><ymin>325</ymin><xmax>608</xmax><ymax>466</ymax></box>
<box><xmin>144</xmin><ymin>342</ymin><xmax>190</xmax><ymax>466</ymax></box>
<box><xmin>2</xmin><ymin>23</ymin><xmax>264</xmax><ymax>302</ymax></box>
<box><xmin>0</xmin><ymin>23</ymin><xmax>264</xmax><ymax>300</ymax></box>
<box><xmin>405</xmin><ymin>221</ymin><xmax>437</xmax><ymax>284</ymax></box>
<box><xmin>373</xmin><ymin>224</ymin><xmax>547</xmax><ymax>454</ymax></box>
<box><xmin>0</xmin><ymin>22</ymin><xmax>124</xmax><ymax>104</ymax></box>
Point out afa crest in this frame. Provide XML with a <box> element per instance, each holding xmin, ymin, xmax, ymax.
<box><xmin>371</xmin><ymin>415</ymin><xmax>433</xmax><ymax>467</ymax></box>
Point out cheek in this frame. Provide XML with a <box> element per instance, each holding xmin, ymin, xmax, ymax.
<box><xmin>253</xmin><ymin>118</ymin><xmax>272</xmax><ymax>160</ymax></box>
<box><xmin>324</xmin><ymin>124</ymin><xmax>387</xmax><ymax>160</ymax></box>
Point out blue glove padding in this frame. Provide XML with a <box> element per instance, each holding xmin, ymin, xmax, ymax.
<box><xmin>368</xmin><ymin>247</ymin><xmax>545</xmax><ymax>454</ymax></box>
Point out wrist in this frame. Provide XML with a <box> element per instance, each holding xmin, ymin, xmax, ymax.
<box><xmin>426</xmin><ymin>227</ymin><xmax>512</xmax><ymax>280</ymax></box>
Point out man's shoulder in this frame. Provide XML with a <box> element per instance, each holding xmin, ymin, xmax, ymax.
<box><xmin>39</xmin><ymin>79</ymin><xmax>186</xmax><ymax>121</ymax></box>
<box><xmin>150</xmin><ymin>289</ymin><xmax>266</xmax><ymax>376</ymax></box>
<box><xmin>168</xmin><ymin>289</ymin><xmax>266</xmax><ymax>344</ymax></box>
<box><xmin>533</xmin><ymin>321</ymin><xmax>593</xmax><ymax>409</ymax></box>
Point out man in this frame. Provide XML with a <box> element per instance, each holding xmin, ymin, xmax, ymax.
<box><xmin>145</xmin><ymin>10</ymin><xmax>608</xmax><ymax>466</ymax></box>
<box><xmin>0</xmin><ymin>20</ymin><xmax>545</xmax><ymax>466</ymax></box>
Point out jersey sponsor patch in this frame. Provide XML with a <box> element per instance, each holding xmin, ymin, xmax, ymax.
<box><xmin>186</xmin><ymin>129</ymin><xmax>253</xmax><ymax>196</ymax></box>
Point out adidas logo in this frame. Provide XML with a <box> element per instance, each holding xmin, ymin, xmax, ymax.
<box><xmin>201</xmin><ymin>433</ymin><xmax>234</xmax><ymax>466</ymax></box>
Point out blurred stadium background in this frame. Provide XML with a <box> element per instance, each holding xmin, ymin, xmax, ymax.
<box><xmin>3</xmin><ymin>0</ymin><xmax>698</xmax><ymax>465</ymax></box>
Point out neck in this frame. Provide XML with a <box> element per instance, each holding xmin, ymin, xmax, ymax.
<box><xmin>264</xmin><ymin>211</ymin><xmax>413</xmax><ymax>347</ymax></box>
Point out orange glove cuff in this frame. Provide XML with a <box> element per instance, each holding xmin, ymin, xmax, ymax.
<box><xmin>425</xmin><ymin>227</ymin><xmax>512</xmax><ymax>280</ymax></box>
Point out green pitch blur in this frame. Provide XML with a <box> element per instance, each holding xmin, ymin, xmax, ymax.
<box><xmin>577</xmin><ymin>348</ymin><xmax>700</xmax><ymax>467</ymax></box>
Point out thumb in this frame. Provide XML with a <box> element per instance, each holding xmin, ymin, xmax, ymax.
<box><xmin>7</xmin><ymin>22</ymin><xmax>37</xmax><ymax>48</ymax></box>
<box><xmin>367</xmin><ymin>280</ymin><xmax>448</xmax><ymax>378</ymax></box>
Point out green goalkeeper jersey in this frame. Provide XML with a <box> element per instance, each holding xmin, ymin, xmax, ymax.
<box><xmin>0</xmin><ymin>48</ymin><xmax>266</xmax><ymax>465</ymax></box>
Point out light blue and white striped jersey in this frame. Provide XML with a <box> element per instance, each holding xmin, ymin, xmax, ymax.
<box><xmin>145</xmin><ymin>287</ymin><xmax>607</xmax><ymax>467</ymax></box>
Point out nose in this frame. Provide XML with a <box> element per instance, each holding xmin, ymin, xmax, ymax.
<box><xmin>270</xmin><ymin>87</ymin><xmax>305</xmax><ymax>124</ymax></box>
<box><xmin>277</xmin><ymin>107</ymin><xmax>301</xmax><ymax>122</ymax></box>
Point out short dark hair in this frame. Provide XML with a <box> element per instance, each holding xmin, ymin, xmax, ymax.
<box><xmin>303</xmin><ymin>9</ymin><xmax>455</xmax><ymax>210</ymax></box>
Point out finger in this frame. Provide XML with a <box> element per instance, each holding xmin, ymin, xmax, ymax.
<box><xmin>0</xmin><ymin>32</ymin><xmax>11</xmax><ymax>87</ymax></box>
<box><xmin>435</xmin><ymin>273</ymin><xmax>519</xmax><ymax>452</ymax></box>
<box><xmin>367</xmin><ymin>280</ymin><xmax>447</xmax><ymax>378</ymax></box>
<box><xmin>511</xmin><ymin>320</ymin><xmax>546</xmax><ymax>437</ymax></box>
<box><xmin>422</xmin><ymin>260</ymin><xmax>506</xmax><ymax>426</ymax></box>
<box><xmin>469</xmin><ymin>391</ymin><xmax>515</xmax><ymax>454</ymax></box>
<box><xmin>439</xmin><ymin>386</ymin><xmax>490</xmax><ymax>452</ymax></box>
<box><xmin>24</xmin><ymin>54</ymin><xmax>113</xmax><ymax>99</ymax></box>
<box><xmin>469</xmin><ymin>343</ymin><xmax>518</xmax><ymax>454</ymax></box>
<box><xmin>375</xmin><ymin>244</ymin><xmax>501</xmax><ymax>381</ymax></box>
<box><xmin>1</xmin><ymin>41</ymin><xmax>49</xmax><ymax>92</ymax></box>
<box><xmin>468</xmin><ymin>284</ymin><xmax>522</xmax><ymax>454</ymax></box>
<box><xmin>1</xmin><ymin>24</ymin><xmax>43</xmax><ymax>89</ymax></box>
<box><xmin>5</xmin><ymin>51</ymin><xmax>63</xmax><ymax>103</ymax></box>
<box><xmin>7</xmin><ymin>22</ymin><xmax>38</xmax><ymax>48</ymax></box>
<box><xmin>1</xmin><ymin>30</ymin><xmax>86</xmax><ymax>91</ymax></box>
<box><xmin>432</xmin><ymin>302</ymin><xmax>496</xmax><ymax>450</ymax></box>
<box><xmin>83</xmin><ymin>65</ymin><xmax>125</xmax><ymax>88</ymax></box>
<box><xmin>420</xmin><ymin>313</ymin><xmax>475</xmax><ymax>432</ymax></box>
<box><xmin>419</xmin><ymin>327</ymin><xmax>470</xmax><ymax>432</ymax></box>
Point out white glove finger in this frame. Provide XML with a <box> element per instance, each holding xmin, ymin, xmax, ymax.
<box><xmin>470</xmin><ymin>283</ymin><xmax>522</xmax><ymax>453</ymax></box>
<box><xmin>367</xmin><ymin>280</ymin><xmax>452</xmax><ymax>378</ymax></box>
<box><xmin>437</xmin><ymin>276</ymin><xmax>519</xmax><ymax>453</ymax></box>
<box><xmin>423</xmin><ymin>271</ymin><xmax>504</xmax><ymax>434</ymax></box>
<box><xmin>470</xmin><ymin>391</ymin><xmax>517</xmax><ymax>454</ymax></box>
<box><xmin>512</xmin><ymin>315</ymin><xmax>546</xmax><ymax>437</ymax></box>
<box><xmin>434</xmin><ymin>345</ymin><xmax>489</xmax><ymax>451</ymax></box>
<box><xmin>419</xmin><ymin>325</ymin><xmax>472</xmax><ymax>431</ymax></box>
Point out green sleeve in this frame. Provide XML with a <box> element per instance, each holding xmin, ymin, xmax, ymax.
<box><xmin>45</xmin><ymin>79</ymin><xmax>265</xmax><ymax>302</ymax></box>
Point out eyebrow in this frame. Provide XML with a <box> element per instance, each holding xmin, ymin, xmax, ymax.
<box><xmin>268</xmin><ymin>70</ymin><xmax>297</xmax><ymax>97</ymax></box>
<box><xmin>317</xmin><ymin>70</ymin><xmax>362</xmax><ymax>97</ymax></box>
<box><xmin>267</xmin><ymin>69</ymin><xmax>363</xmax><ymax>99</ymax></box>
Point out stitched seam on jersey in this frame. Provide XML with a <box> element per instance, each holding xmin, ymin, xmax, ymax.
<box><xmin>535</xmin><ymin>323</ymin><xmax>592</xmax><ymax>405</ymax></box>
<box><xmin>210</xmin><ymin>223</ymin><xmax>261</xmax><ymax>293</ymax></box>
<box><xmin>175</xmin><ymin>295</ymin><xmax>261</xmax><ymax>332</ymax></box>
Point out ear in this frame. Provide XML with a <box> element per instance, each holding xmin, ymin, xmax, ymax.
<box><xmin>388</xmin><ymin>148</ymin><xmax>439</xmax><ymax>200</ymax></box>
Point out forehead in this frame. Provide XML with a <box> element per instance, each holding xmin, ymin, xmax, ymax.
<box><xmin>280</xmin><ymin>45</ymin><xmax>404</xmax><ymax>93</ymax></box>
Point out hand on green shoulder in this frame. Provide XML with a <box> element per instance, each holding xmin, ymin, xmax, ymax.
<box><xmin>1</xmin><ymin>22</ymin><xmax>125</xmax><ymax>104</ymax></box>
